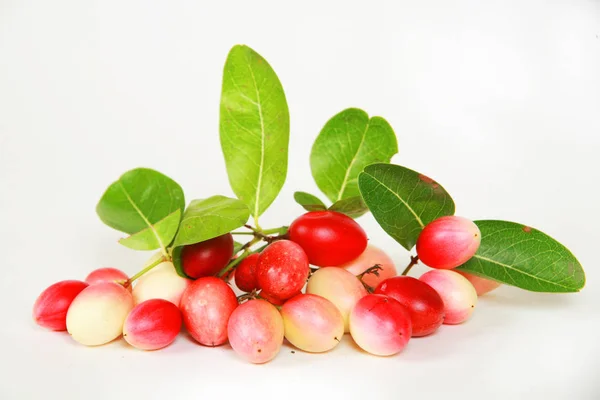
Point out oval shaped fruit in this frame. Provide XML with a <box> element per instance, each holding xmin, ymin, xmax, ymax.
<box><xmin>289</xmin><ymin>211</ymin><xmax>368</xmax><ymax>266</ymax></box>
<box><xmin>455</xmin><ymin>271</ymin><xmax>501</xmax><ymax>296</ymax></box>
<box><xmin>375</xmin><ymin>276</ymin><xmax>444</xmax><ymax>337</ymax></box>
<box><xmin>85</xmin><ymin>268</ymin><xmax>131</xmax><ymax>292</ymax></box>
<box><xmin>420</xmin><ymin>270</ymin><xmax>477</xmax><ymax>324</ymax></box>
<box><xmin>132</xmin><ymin>261</ymin><xmax>191</xmax><ymax>306</ymax></box>
<box><xmin>349</xmin><ymin>294</ymin><xmax>412</xmax><ymax>356</ymax></box>
<box><xmin>306</xmin><ymin>267</ymin><xmax>367</xmax><ymax>332</ymax></box>
<box><xmin>340</xmin><ymin>245</ymin><xmax>397</xmax><ymax>288</ymax></box>
<box><xmin>123</xmin><ymin>299</ymin><xmax>182</xmax><ymax>350</ymax></box>
<box><xmin>179</xmin><ymin>277</ymin><xmax>237</xmax><ymax>346</ymax></box>
<box><xmin>281</xmin><ymin>294</ymin><xmax>344</xmax><ymax>353</ymax></box>
<box><xmin>416</xmin><ymin>216</ymin><xmax>481</xmax><ymax>270</ymax></box>
<box><xmin>256</xmin><ymin>240</ymin><xmax>309</xmax><ymax>301</ymax></box>
<box><xmin>66</xmin><ymin>282</ymin><xmax>134</xmax><ymax>346</ymax></box>
<box><xmin>32</xmin><ymin>280</ymin><xmax>89</xmax><ymax>331</ymax></box>
<box><xmin>228</xmin><ymin>299</ymin><xmax>284</xmax><ymax>364</ymax></box>
<box><xmin>235</xmin><ymin>253</ymin><xmax>261</xmax><ymax>292</ymax></box>
<box><xmin>181</xmin><ymin>233</ymin><xmax>234</xmax><ymax>278</ymax></box>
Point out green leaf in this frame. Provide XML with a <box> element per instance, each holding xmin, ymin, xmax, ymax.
<box><xmin>456</xmin><ymin>220</ymin><xmax>585</xmax><ymax>293</ymax></box>
<box><xmin>171</xmin><ymin>246</ymin><xmax>189</xmax><ymax>279</ymax></box>
<box><xmin>219</xmin><ymin>45</ymin><xmax>290</xmax><ymax>218</ymax></box>
<box><xmin>358</xmin><ymin>163</ymin><xmax>455</xmax><ymax>250</ymax></box>
<box><xmin>233</xmin><ymin>240</ymin><xmax>245</xmax><ymax>254</ymax></box>
<box><xmin>119</xmin><ymin>209</ymin><xmax>181</xmax><ymax>250</ymax></box>
<box><xmin>329</xmin><ymin>196</ymin><xmax>369</xmax><ymax>219</ymax></box>
<box><xmin>310</xmin><ymin>108</ymin><xmax>398</xmax><ymax>203</ymax></box>
<box><xmin>96</xmin><ymin>168</ymin><xmax>185</xmax><ymax>251</ymax></box>
<box><xmin>172</xmin><ymin>195</ymin><xmax>250</xmax><ymax>247</ymax></box>
<box><xmin>294</xmin><ymin>191</ymin><xmax>327</xmax><ymax>212</ymax></box>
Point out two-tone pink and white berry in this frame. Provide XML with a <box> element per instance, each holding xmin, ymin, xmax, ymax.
<box><xmin>420</xmin><ymin>270</ymin><xmax>477</xmax><ymax>324</ymax></box>
<box><xmin>280</xmin><ymin>294</ymin><xmax>344</xmax><ymax>353</ymax></box>
<box><xmin>132</xmin><ymin>260</ymin><xmax>191</xmax><ymax>306</ymax></box>
<box><xmin>66</xmin><ymin>282</ymin><xmax>134</xmax><ymax>346</ymax></box>
<box><xmin>455</xmin><ymin>271</ymin><xmax>501</xmax><ymax>296</ymax></box>
<box><xmin>123</xmin><ymin>299</ymin><xmax>182</xmax><ymax>350</ymax></box>
<box><xmin>32</xmin><ymin>280</ymin><xmax>89</xmax><ymax>331</ymax></box>
<box><xmin>349</xmin><ymin>294</ymin><xmax>412</xmax><ymax>356</ymax></box>
<box><xmin>85</xmin><ymin>268</ymin><xmax>131</xmax><ymax>292</ymax></box>
<box><xmin>339</xmin><ymin>245</ymin><xmax>398</xmax><ymax>287</ymax></box>
<box><xmin>228</xmin><ymin>299</ymin><xmax>284</xmax><ymax>364</ymax></box>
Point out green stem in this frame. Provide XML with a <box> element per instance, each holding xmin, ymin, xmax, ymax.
<box><xmin>231</xmin><ymin>231</ymin><xmax>255</xmax><ymax>235</ymax></box>
<box><xmin>218</xmin><ymin>250</ymin><xmax>250</xmax><ymax>278</ymax></box>
<box><xmin>401</xmin><ymin>256</ymin><xmax>419</xmax><ymax>276</ymax></box>
<box><xmin>125</xmin><ymin>255</ymin><xmax>166</xmax><ymax>287</ymax></box>
<box><xmin>261</xmin><ymin>226</ymin><xmax>289</xmax><ymax>235</ymax></box>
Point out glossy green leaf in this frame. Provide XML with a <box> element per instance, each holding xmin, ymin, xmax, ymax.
<box><xmin>329</xmin><ymin>196</ymin><xmax>368</xmax><ymax>219</ymax></box>
<box><xmin>172</xmin><ymin>195</ymin><xmax>250</xmax><ymax>247</ymax></box>
<box><xmin>358</xmin><ymin>163</ymin><xmax>455</xmax><ymax>250</ymax></box>
<box><xmin>96</xmin><ymin>168</ymin><xmax>185</xmax><ymax>251</ymax></box>
<box><xmin>456</xmin><ymin>220</ymin><xmax>585</xmax><ymax>293</ymax></box>
<box><xmin>294</xmin><ymin>191</ymin><xmax>327</xmax><ymax>211</ymax></box>
<box><xmin>171</xmin><ymin>246</ymin><xmax>189</xmax><ymax>279</ymax></box>
<box><xmin>119</xmin><ymin>209</ymin><xmax>181</xmax><ymax>250</ymax></box>
<box><xmin>311</xmin><ymin>108</ymin><xmax>398</xmax><ymax>203</ymax></box>
<box><xmin>220</xmin><ymin>45</ymin><xmax>290</xmax><ymax>218</ymax></box>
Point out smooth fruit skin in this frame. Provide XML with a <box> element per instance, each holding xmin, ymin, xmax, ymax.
<box><xmin>123</xmin><ymin>299</ymin><xmax>182</xmax><ymax>350</ymax></box>
<box><xmin>259</xmin><ymin>290</ymin><xmax>301</xmax><ymax>306</ymax></box>
<box><xmin>234</xmin><ymin>253</ymin><xmax>261</xmax><ymax>292</ymax></box>
<box><xmin>455</xmin><ymin>271</ymin><xmax>501</xmax><ymax>296</ymax></box>
<box><xmin>132</xmin><ymin>261</ymin><xmax>191</xmax><ymax>306</ymax></box>
<box><xmin>349</xmin><ymin>294</ymin><xmax>412</xmax><ymax>356</ymax></box>
<box><xmin>85</xmin><ymin>268</ymin><xmax>131</xmax><ymax>292</ymax></box>
<box><xmin>420</xmin><ymin>270</ymin><xmax>477</xmax><ymax>324</ymax></box>
<box><xmin>179</xmin><ymin>277</ymin><xmax>237</xmax><ymax>346</ymax></box>
<box><xmin>228</xmin><ymin>300</ymin><xmax>284</xmax><ymax>364</ymax></box>
<box><xmin>416</xmin><ymin>216</ymin><xmax>481</xmax><ymax>270</ymax></box>
<box><xmin>256</xmin><ymin>240</ymin><xmax>310</xmax><ymax>302</ymax></box>
<box><xmin>340</xmin><ymin>245</ymin><xmax>397</xmax><ymax>288</ymax></box>
<box><xmin>306</xmin><ymin>267</ymin><xmax>367</xmax><ymax>332</ymax></box>
<box><xmin>375</xmin><ymin>276</ymin><xmax>444</xmax><ymax>337</ymax></box>
<box><xmin>32</xmin><ymin>280</ymin><xmax>89</xmax><ymax>331</ymax></box>
<box><xmin>289</xmin><ymin>211</ymin><xmax>368</xmax><ymax>267</ymax></box>
<box><xmin>66</xmin><ymin>282</ymin><xmax>134</xmax><ymax>346</ymax></box>
<box><xmin>281</xmin><ymin>294</ymin><xmax>344</xmax><ymax>353</ymax></box>
<box><xmin>181</xmin><ymin>233</ymin><xmax>234</xmax><ymax>279</ymax></box>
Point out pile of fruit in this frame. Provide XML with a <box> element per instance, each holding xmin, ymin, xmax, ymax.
<box><xmin>32</xmin><ymin>45</ymin><xmax>585</xmax><ymax>364</ymax></box>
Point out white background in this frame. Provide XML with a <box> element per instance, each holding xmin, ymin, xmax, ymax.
<box><xmin>1</xmin><ymin>0</ymin><xmax>599</xmax><ymax>399</ymax></box>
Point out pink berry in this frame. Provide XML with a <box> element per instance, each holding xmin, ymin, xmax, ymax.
<box><xmin>66</xmin><ymin>282</ymin><xmax>134</xmax><ymax>346</ymax></box>
<box><xmin>280</xmin><ymin>294</ymin><xmax>344</xmax><ymax>353</ymax></box>
<box><xmin>306</xmin><ymin>267</ymin><xmax>367</xmax><ymax>332</ymax></box>
<box><xmin>179</xmin><ymin>277</ymin><xmax>237</xmax><ymax>346</ymax></box>
<box><xmin>32</xmin><ymin>280</ymin><xmax>89</xmax><ymax>331</ymax></box>
<box><xmin>455</xmin><ymin>271</ymin><xmax>501</xmax><ymax>296</ymax></box>
<box><xmin>256</xmin><ymin>240</ymin><xmax>310</xmax><ymax>302</ymax></box>
<box><xmin>420</xmin><ymin>270</ymin><xmax>477</xmax><ymax>324</ymax></box>
<box><xmin>123</xmin><ymin>299</ymin><xmax>182</xmax><ymax>350</ymax></box>
<box><xmin>349</xmin><ymin>294</ymin><xmax>412</xmax><ymax>356</ymax></box>
<box><xmin>339</xmin><ymin>245</ymin><xmax>397</xmax><ymax>287</ymax></box>
<box><xmin>416</xmin><ymin>216</ymin><xmax>481</xmax><ymax>269</ymax></box>
<box><xmin>228</xmin><ymin>299</ymin><xmax>284</xmax><ymax>364</ymax></box>
<box><xmin>85</xmin><ymin>268</ymin><xmax>131</xmax><ymax>292</ymax></box>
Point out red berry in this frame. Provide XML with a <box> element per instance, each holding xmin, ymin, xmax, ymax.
<box><xmin>375</xmin><ymin>276</ymin><xmax>444</xmax><ymax>337</ymax></box>
<box><xmin>33</xmin><ymin>280</ymin><xmax>89</xmax><ymax>331</ymax></box>
<box><xmin>416</xmin><ymin>216</ymin><xmax>481</xmax><ymax>269</ymax></box>
<box><xmin>289</xmin><ymin>211</ymin><xmax>368</xmax><ymax>267</ymax></box>
<box><xmin>235</xmin><ymin>253</ymin><xmax>261</xmax><ymax>292</ymax></box>
<box><xmin>123</xmin><ymin>299</ymin><xmax>182</xmax><ymax>350</ymax></box>
<box><xmin>181</xmin><ymin>233</ymin><xmax>234</xmax><ymax>278</ymax></box>
<box><xmin>256</xmin><ymin>240</ymin><xmax>309</xmax><ymax>301</ymax></box>
<box><xmin>179</xmin><ymin>277</ymin><xmax>237</xmax><ymax>346</ymax></box>
<box><xmin>349</xmin><ymin>294</ymin><xmax>412</xmax><ymax>356</ymax></box>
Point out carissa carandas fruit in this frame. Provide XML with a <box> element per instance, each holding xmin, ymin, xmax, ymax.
<box><xmin>34</xmin><ymin>44</ymin><xmax>585</xmax><ymax>364</ymax></box>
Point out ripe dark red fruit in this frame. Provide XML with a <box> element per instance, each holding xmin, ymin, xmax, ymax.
<box><xmin>235</xmin><ymin>253</ymin><xmax>261</xmax><ymax>292</ymax></box>
<box><xmin>181</xmin><ymin>233</ymin><xmax>234</xmax><ymax>278</ymax></box>
<box><xmin>375</xmin><ymin>276</ymin><xmax>445</xmax><ymax>337</ymax></box>
<box><xmin>288</xmin><ymin>211</ymin><xmax>368</xmax><ymax>267</ymax></box>
<box><xmin>416</xmin><ymin>216</ymin><xmax>481</xmax><ymax>270</ymax></box>
<box><xmin>256</xmin><ymin>240</ymin><xmax>309</xmax><ymax>301</ymax></box>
